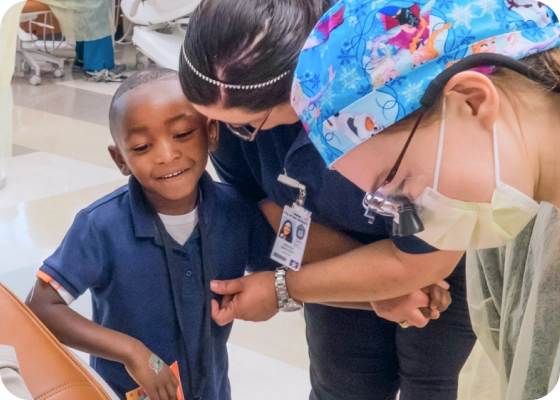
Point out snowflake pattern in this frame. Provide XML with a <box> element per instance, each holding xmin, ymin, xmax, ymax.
<box><xmin>320</xmin><ymin>88</ymin><xmax>337</xmax><ymax>108</ymax></box>
<box><xmin>438</xmin><ymin>0</ymin><xmax>455</xmax><ymax>10</ymax></box>
<box><xmin>338</xmin><ymin>48</ymin><xmax>353</xmax><ymax>66</ymax></box>
<box><xmin>340</xmin><ymin>67</ymin><xmax>359</xmax><ymax>90</ymax></box>
<box><xmin>426</xmin><ymin>66</ymin><xmax>445</xmax><ymax>82</ymax></box>
<box><xmin>457</xmin><ymin>29</ymin><xmax>477</xmax><ymax>47</ymax></box>
<box><xmin>401</xmin><ymin>80</ymin><xmax>424</xmax><ymax>104</ymax></box>
<box><xmin>449</xmin><ymin>4</ymin><xmax>475</xmax><ymax>29</ymax></box>
<box><xmin>300</xmin><ymin>72</ymin><xmax>321</xmax><ymax>92</ymax></box>
<box><xmin>357</xmin><ymin>84</ymin><xmax>373</xmax><ymax>97</ymax></box>
<box><xmin>390</xmin><ymin>76</ymin><xmax>406</xmax><ymax>87</ymax></box>
<box><xmin>475</xmin><ymin>0</ymin><xmax>500</xmax><ymax>18</ymax></box>
<box><xmin>293</xmin><ymin>0</ymin><xmax>560</xmax><ymax>166</ymax></box>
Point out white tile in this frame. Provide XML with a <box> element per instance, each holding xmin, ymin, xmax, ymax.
<box><xmin>0</xmin><ymin>152</ymin><xmax>123</xmax><ymax>208</ymax></box>
<box><xmin>55</xmin><ymin>79</ymin><xmax>122</xmax><ymax>97</ymax></box>
<box><xmin>229</xmin><ymin>312</ymin><xmax>309</xmax><ymax>370</ymax></box>
<box><xmin>228</xmin><ymin>343</ymin><xmax>310</xmax><ymax>400</ymax></box>
<box><xmin>12</xmin><ymin>106</ymin><xmax>117</xmax><ymax>169</ymax></box>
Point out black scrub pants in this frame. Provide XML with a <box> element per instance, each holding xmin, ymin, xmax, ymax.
<box><xmin>306</xmin><ymin>258</ymin><xmax>476</xmax><ymax>400</ymax></box>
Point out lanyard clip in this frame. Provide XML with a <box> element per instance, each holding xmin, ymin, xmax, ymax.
<box><xmin>278</xmin><ymin>173</ymin><xmax>307</xmax><ymax>207</ymax></box>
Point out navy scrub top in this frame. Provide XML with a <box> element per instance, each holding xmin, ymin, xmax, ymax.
<box><xmin>211</xmin><ymin>121</ymin><xmax>438</xmax><ymax>253</ymax></box>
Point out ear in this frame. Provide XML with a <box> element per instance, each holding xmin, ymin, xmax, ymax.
<box><xmin>206</xmin><ymin>119</ymin><xmax>220</xmax><ymax>152</ymax></box>
<box><xmin>443</xmin><ymin>71</ymin><xmax>500</xmax><ymax>132</ymax></box>
<box><xmin>108</xmin><ymin>145</ymin><xmax>132</xmax><ymax>176</ymax></box>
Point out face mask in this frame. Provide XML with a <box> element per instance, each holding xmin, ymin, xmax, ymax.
<box><xmin>412</xmin><ymin>105</ymin><xmax>540</xmax><ymax>251</ymax></box>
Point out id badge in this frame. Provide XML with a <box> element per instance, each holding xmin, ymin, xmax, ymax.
<box><xmin>270</xmin><ymin>204</ymin><xmax>311</xmax><ymax>271</ymax></box>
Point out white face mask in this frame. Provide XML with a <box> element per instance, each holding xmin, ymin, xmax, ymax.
<box><xmin>412</xmin><ymin>105</ymin><xmax>540</xmax><ymax>251</ymax></box>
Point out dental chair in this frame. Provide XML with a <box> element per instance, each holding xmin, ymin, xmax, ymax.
<box><xmin>16</xmin><ymin>1</ymin><xmax>67</xmax><ymax>86</ymax></box>
<box><xmin>0</xmin><ymin>283</ymin><xmax>118</xmax><ymax>399</ymax></box>
<box><xmin>120</xmin><ymin>0</ymin><xmax>200</xmax><ymax>71</ymax></box>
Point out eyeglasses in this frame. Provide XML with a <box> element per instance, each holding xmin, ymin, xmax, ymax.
<box><xmin>225</xmin><ymin>109</ymin><xmax>272</xmax><ymax>142</ymax></box>
<box><xmin>363</xmin><ymin>112</ymin><xmax>425</xmax><ymax>221</ymax></box>
<box><xmin>377</xmin><ymin>112</ymin><xmax>425</xmax><ymax>195</ymax></box>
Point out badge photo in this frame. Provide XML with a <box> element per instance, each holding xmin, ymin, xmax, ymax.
<box><xmin>278</xmin><ymin>218</ymin><xmax>294</xmax><ymax>243</ymax></box>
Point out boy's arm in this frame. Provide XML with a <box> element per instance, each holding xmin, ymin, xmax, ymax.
<box><xmin>26</xmin><ymin>279</ymin><xmax>178</xmax><ymax>400</ymax></box>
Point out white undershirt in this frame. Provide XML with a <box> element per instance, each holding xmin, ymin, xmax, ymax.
<box><xmin>46</xmin><ymin>207</ymin><xmax>199</xmax><ymax>306</ymax></box>
<box><xmin>158</xmin><ymin>207</ymin><xmax>198</xmax><ymax>246</ymax></box>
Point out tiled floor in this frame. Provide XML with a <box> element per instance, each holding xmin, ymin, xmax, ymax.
<box><xmin>1</xmin><ymin>44</ymin><xmax>499</xmax><ymax>399</ymax></box>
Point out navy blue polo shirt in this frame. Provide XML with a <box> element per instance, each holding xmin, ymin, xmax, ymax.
<box><xmin>211</xmin><ymin>121</ymin><xmax>437</xmax><ymax>252</ymax></box>
<box><xmin>40</xmin><ymin>172</ymin><xmax>277</xmax><ymax>400</ymax></box>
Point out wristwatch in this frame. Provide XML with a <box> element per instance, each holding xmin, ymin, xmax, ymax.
<box><xmin>274</xmin><ymin>267</ymin><xmax>303</xmax><ymax>312</ymax></box>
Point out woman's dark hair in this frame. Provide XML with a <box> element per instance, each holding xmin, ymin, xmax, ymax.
<box><xmin>281</xmin><ymin>220</ymin><xmax>293</xmax><ymax>242</ymax></box>
<box><xmin>180</xmin><ymin>0</ymin><xmax>333</xmax><ymax>112</ymax></box>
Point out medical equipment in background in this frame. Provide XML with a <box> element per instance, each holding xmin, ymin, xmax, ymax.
<box><xmin>15</xmin><ymin>1</ymin><xmax>68</xmax><ymax>86</ymax></box>
<box><xmin>120</xmin><ymin>0</ymin><xmax>200</xmax><ymax>71</ymax></box>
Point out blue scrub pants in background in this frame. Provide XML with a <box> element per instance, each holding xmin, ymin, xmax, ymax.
<box><xmin>75</xmin><ymin>35</ymin><xmax>114</xmax><ymax>72</ymax></box>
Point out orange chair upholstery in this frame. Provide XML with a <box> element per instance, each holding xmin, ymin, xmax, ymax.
<box><xmin>20</xmin><ymin>1</ymin><xmax>62</xmax><ymax>36</ymax></box>
<box><xmin>0</xmin><ymin>284</ymin><xmax>110</xmax><ymax>400</ymax></box>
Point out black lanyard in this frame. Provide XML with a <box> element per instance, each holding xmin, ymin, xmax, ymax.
<box><xmin>151</xmin><ymin>207</ymin><xmax>212</xmax><ymax>400</ymax></box>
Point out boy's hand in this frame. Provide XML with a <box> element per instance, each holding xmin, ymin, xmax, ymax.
<box><xmin>420</xmin><ymin>280</ymin><xmax>452</xmax><ymax>320</ymax></box>
<box><xmin>370</xmin><ymin>281</ymin><xmax>451</xmax><ymax>328</ymax></box>
<box><xmin>125</xmin><ymin>346</ymin><xmax>178</xmax><ymax>400</ymax></box>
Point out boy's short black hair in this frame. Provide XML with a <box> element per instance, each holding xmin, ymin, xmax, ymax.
<box><xmin>109</xmin><ymin>68</ymin><xmax>178</xmax><ymax>139</ymax></box>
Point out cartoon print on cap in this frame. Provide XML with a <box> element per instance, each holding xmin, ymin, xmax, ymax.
<box><xmin>292</xmin><ymin>0</ymin><xmax>560</xmax><ymax>167</ymax></box>
<box><xmin>325</xmin><ymin>112</ymin><xmax>385</xmax><ymax>145</ymax></box>
<box><xmin>303</xmin><ymin>5</ymin><xmax>346</xmax><ymax>51</ymax></box>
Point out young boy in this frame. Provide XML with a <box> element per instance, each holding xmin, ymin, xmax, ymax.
<box><xmin>26</xmin><ymin>68</ymin><xmax>277</xmax><ymax>400</ymax></box>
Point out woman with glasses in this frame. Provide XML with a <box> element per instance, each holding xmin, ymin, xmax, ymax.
<box><xmin>179</xmin><ymin>1</ymin><xmax>475</xmax><ymax>399</ymax></box>
<box><xmin>291</xmin><ymin>0</ymin><xmax>560</xmax><ymax>399</ymax></box>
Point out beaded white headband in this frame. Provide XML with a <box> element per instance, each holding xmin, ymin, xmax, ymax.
<box><xmin>181</xmin><ymin>43</ymin><xmax>290</xmax><ymax>90</ymax></box>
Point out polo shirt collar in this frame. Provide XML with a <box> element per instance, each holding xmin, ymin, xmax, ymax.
<box><xmin>128</xmin><ymin>172</ymin><xmax>216</xmax><ymax>241</ymax></box>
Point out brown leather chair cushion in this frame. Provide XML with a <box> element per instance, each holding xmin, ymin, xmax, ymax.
<box><xmin>20</xmin><ymin>1</ymin><xmax>62</xmax><ymax>36</ymax></box>
<box><xmin>22</xmin><ymin>0</ymin><xmax>51</xmax><ymax>13</ymax></box>
<box><xmin>0</xmin><ymin>284</ymin><xmax>110</xmax><ymax>400</ymax></box>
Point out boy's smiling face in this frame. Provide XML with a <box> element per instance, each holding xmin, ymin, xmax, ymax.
<box><xmin>109</xmin><ymin>78</ymin><xmax>217</xmax><ymax>215</ymax></box>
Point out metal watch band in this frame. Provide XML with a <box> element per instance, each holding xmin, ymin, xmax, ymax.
<box><xmin>274</xmin><ymin>267</ymin><xmax>302</xmax><ymax>312</ymax></box>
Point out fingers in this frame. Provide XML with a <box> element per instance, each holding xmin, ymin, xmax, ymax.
<box><xmin>409</xmin><ymin>289</ymin><xmax>430</xmax><ymax>309</ymax></box>
<box><xmin>221</xmin><ymin>294</ymin><xmax>234</xmax><ymax>310</ymax></box>
<box><xmin>210</xmin><ymin>279</ymin><xmax>243</xmax><ymax>295</ymax></box>
<box><xmin>419</xmin><ymin>307</ymin><xmax>441</xmax><ymax>319</ymax></box>
<box><xmin>156</xmin><ymin>386</ymin><xmax>170</xmax><ymax>400</ymax></box>
<box><xmin>167</xmin><ymin>372</ymin><xmax>179</xmax><ymax>400</ymax></box>
<box><xmin>428</xmin><ymin>286</ymin><xmax>452</xmax><ymax>312</ymax></box>
<box><xmin>406</xmin><ymin>308</ymin><xmax>430</xmax><ymax>328</ymax></box>
<box><xmin>211</xmin><ymin>298</ymin><xmax>238</xmax><ymax>326</ymax></box>
<box><xmin>436</xmin><ymin>280</ymin><xmax>450</xmax><ymax>290</ymax></box>
<box><xmin>165</xmin><ymin>381</ymin><xmax>178</xmax><ymax>400</ymax></box>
